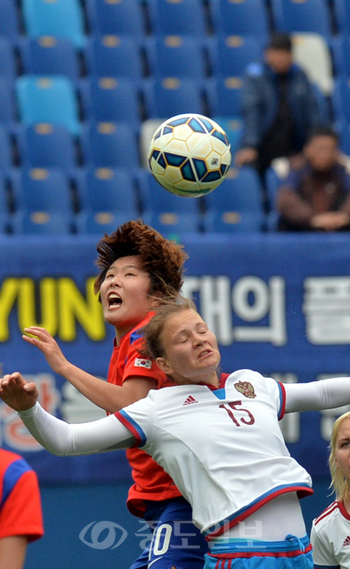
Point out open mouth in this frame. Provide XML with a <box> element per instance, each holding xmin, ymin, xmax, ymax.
<box><xmin>199</xmin><ymin>349</ymin><xmax>212</xmax><ymax>359</ymax></box>
<box><xmin>108</xmin><ymin>293</ymin><xmax>122</xmax><ymax>307</ymax></box>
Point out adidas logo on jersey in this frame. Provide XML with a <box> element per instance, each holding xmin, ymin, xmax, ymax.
<box><xmin>183</xmin><ymin>395</ymin><xmax>198</xmax><ymax>406</ymax></box>
<box><xmin>342</xmin><ymin>536</ymin><xmax>350</xmax><ymax>547</ymax></box>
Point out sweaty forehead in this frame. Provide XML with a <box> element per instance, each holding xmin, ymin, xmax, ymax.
<box><xmin>167</xmin><ymin>309</ymin><xmax>204</xmax><ymax>333</ymax></box>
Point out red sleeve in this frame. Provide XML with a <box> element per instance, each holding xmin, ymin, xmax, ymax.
<box><xmin>0</xmin><ymin>469</ymin><xmax>44</xmax><ymax>542</ymax></box>
<box><xmin>123</xmin><ymin>335</ymin><xmax>170</xmax><ymax>388</ymax></box>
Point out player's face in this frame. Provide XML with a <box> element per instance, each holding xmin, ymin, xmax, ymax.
<box><xmin>156</xmin><ymin>309</ymin><xmax>220</xmax><ymax>387</ymax></box>
<box><xmin>100</xmin><ymin>256</ymin><xmax>154</xmax><ymax>342</ymax></box>
<box><xmin>334</xmin><ymin>418</ymin><xmax>350</xmax><ymax>482</ymax></box>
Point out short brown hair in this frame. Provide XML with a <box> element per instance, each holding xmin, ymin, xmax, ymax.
<box><xmin>94</xmin><ymin>220</ymin><xmax>188</xmax><ymax>296</ymax></box>
<box><xmin>143</xmin><ymin>296</ymin><xmax>197</xmax><ymax>360</ymax></box>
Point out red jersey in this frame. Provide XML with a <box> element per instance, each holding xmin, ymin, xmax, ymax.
<box><xmin>107</xmin><ymin>311</ymin><xmax>182</xmax><ymax>517</ymax></box>
<box><xmin>0</xmin><ymin>449</ymin><xmax>44</xmax><ymax>542</ymax></box>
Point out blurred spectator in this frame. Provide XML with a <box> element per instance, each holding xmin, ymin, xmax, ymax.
<box><xmin>235</xmin><ymin>33</ymin><xmax>324</xmax><ymax>193</ymax></box>
<box><xmin>0</xmin><ymin>449</ymin><xmax>44</xmax><ymax>569</ymax></box>
<box><xmin>276</xmin><ymin>126</ymin><xmax>350</xmax><ymax>232</ymax></box>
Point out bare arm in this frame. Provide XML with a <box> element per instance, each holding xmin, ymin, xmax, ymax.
<box><xmin>285</xmin><ymin>377</ymin><xmax>350</xmax><ymax>413</ymax></box>
<box><xmin>23</xmin><ymin>327</ymin><xmax>156</xmax><ymax>412</ymax></box>
<box><xmin>0</xmin><ymin>536</ymin><xmax>27</xmax><ymax>569</ymax></box>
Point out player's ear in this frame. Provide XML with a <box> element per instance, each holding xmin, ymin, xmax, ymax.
<box><xmin>149</xmin><ymin>290</ymin><xmax>162</xmax><ymax>308</ymax></box>
<box><xmin>156</xmin><ymin>357</ymin><xmax>173</xmax><ymax>376</ymax></box>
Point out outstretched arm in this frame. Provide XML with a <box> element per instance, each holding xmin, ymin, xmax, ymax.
<box><xmin>0</xmin><ymin>372</ymin><xmax>135</xmax><ymax>455</ymax></box>
<box><xmin>285</xmin><ymin>377</ymin><xmax>350</xmax><ymax>413</ymax></box>
<box><xmin>23</xmin><ymin>327</ymin><xmax>156</xmax><ymax>413</ymax></box>
<box><xmin>18</xmin><ymin>403</ymin><xmax>135</xmax><ymax>456</ymax></box>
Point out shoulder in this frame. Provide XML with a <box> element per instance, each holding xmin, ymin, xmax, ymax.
<box><xmin>0</xmin><ymin>449</ymin><xmax>32</xmax><ymax>477</ymax></box>
<box><xmin>226</xmin><ymin>369</ymin><xmax>271</xmax><ymax>384</ymax></box>
<box><xmin>129</xmin><ymin>313</ymin><xmax>154</xmax><ymax>343</ymax></box>
<box><xmin>226</xmin><ymin>369</ymin><xmax>278</xmax><ymax>394</ymax></box>
<box><xmin>313</xmin><ymin>501</ymin><xmax>342</xmax><ymax>532</ymax></box>
<box><xmin>290</xmin><ymin>63</ymin><xmax>308</xmax><ymax>79</ymax></box>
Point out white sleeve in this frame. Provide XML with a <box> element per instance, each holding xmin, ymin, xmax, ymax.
<box><xmin>18</xmin><ymin>403</ymin><xmax>135</xmax><ymax>456</ymax></box>
<box><xmin>310</xmin><ymin>521</ymin><xmax>339</xmax><ymax>568</ymax></box>
<box><xmin>285</xmin><ymin>377</ymin><xmax>350</xmax><ymax>413</ymax></box>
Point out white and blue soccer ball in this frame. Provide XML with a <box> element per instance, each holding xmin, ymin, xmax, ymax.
<box><xmin>148</xmin><ymin>113</ymin><xmax>232</xmax><ymax>197</ymax></box>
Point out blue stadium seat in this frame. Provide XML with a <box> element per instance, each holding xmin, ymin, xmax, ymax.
<box><xmin>76</xmin><ymin>211</ymin><xmax>138</xmax><ymax>235</ymax></box>
<box><xmin>18</xmin><ymin>37</ymin><xmax>81</xmax><ymax>83</ymax></box>
<box><xmin>14</xmin><ymin>123</ymin><xmax>77</xmax><ymax>169</ymax></box>
<box><xmin>339</xmin><ymin>123</ymin><xmax>350</xmax><ymax>156</ymax></box>
<box><xmin>80</xmin><ymin>121</ymin><xmax>140</xmax><ymax>168</ymax></box>
<box><xmin>330</xmin><ymin>35</ymin><xmax>350</xmax><ymax>79</ymax></box>
<box><xmin>144</xmin><ymin>36</ymin><xmax>207</xmax><ymax>81</ymax></box>
<box><xmin>0</xmin><ymin>0</ymin><xmax>21</xmax><ymax>40</ymax></box>
<box><xmin>147</xmin><ymin>0</ymin><xmax>207</xmax><ymax>37</ymax></box>
<box><xmin>331</xmin><ymin>77</ymin><xmax>350</xmax><ymax>124</ymax></box>
<box><xmin>85</xmin><ymin>0</ymin><xmax>145</xmax><ymax>37</ymax></box>
<box><xmin>0</xmin><ymin>37</ymin><xmax>17</xmax><ymax>80</ymax></box>
<box><xmin>333</xmin><ymin>0</ymin><xmax>350</xmax><ymax>35</ymax></box>
<box><xmin>0</xmin><ymin>171</ymin><xmax>12</xmax><ymax>233</ymax></box>
<box><xmin>264</xmin><ymin>165</ymin><xmax>286</xmax><ymax>230</ymax></box>
<box><xmin>136</xmin><ymin>168</ymin><xmax>202</xmax><ymax>236</ymax></box>
<box><xmin>211</xmin><ymin>116</ymin><xmax>242</xmax><ymax>155</ymax></box>
<box><xmin>79</xmin><ymin>77</ymin><xmax>142</xmax><ymax>128</ymax></box>
<box><xmin>208</xmin><ymin>0</ymin><xmax>269</xmax><ymax>39</ymax></box>
<box><xmin>10</xmin><ymin>167</ymin><xmax>75</xmax><ymax>234</ymax></box>
<box><xmin>22</xmin><ymin>0</ymin><xmax>86</xmax><ymax>49</ymax></box>
<box><xmin>207</xmin><ymin>35</ymin><xmax>264</xmax><ymax>79</ymax></box>
<box><xmin>202</xmin><ymin>167</ymin><xmax>265</xmax><ymax>233</ymax></box>
<box><xmin>143</xmin><ymin>78</ymin><xmax>204</xmax><ymax>119</ymax></box>
<box><xmin>75</xmin><ymin>166</ymin><xmax>138</xmax><ymax>214</ymax></box>
<box><xmin>0</xmin><ymin>125</ymin><xmax>13</xmax><ymax>170</ymax></box>
<box><xmin>0</xmin><ymin>79</ymin><xmax>17</xmax><ymax>125</ymax></box>
<box><xmin>84</xmin><ymin>35</ymin><xmax>144</xmax><ymax>83</ymax></box>
<box><xmin>205</xmin><ymin>77</ymin><xmax>243</xmax><ymax>117</ymax></box>
<box><xmin>270</xmin><ymin>0</ymin><xmax>332</xmax><ymax>36</ymax></box>
<box><xmin>15</xmin><ymin>75</ymin><xmax>81</xmax><ymax>135</ymax></box>
<box><xmin>74</xmin><ymin>166</ymin><xmax>139</xmax><ymax>233</ymax></box>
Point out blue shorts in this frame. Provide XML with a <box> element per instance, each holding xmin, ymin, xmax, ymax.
<box><xmin>130</xmin><ymin>497</ymin><xmax>208</xmax><ymax>569</ymax></box>
<box><xmin>204</xmin><ymin>534</ymin><xmax>313</xmax><ymax>569</ymax></box>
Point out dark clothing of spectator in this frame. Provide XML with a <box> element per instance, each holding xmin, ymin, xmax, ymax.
<box><xmin>238</xmin><ymin>62</ymin><xmax>324</xmax><ymax>175</ymax></box>
<box><xmin>277</xmin><ymin>161</ymin><xmax>350</xmax><ymax>231</ymax></box>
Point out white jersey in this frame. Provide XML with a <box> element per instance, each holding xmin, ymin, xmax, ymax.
<box><xmin>116</xmin><ymin>369</ymin><xmax>312</xmax><ymax>538</ymax></box>
<box><xmin>311</xmin><ymin>501</ymin><xmax>350</xmax><ymax>568</ymax></box>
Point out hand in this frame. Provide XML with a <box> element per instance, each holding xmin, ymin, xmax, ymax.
<box><xmin>0</xmin><ymin>372</ymin><xmax>38</xmax><ymax>411</ymax></box>
<box><xmin>311</xmin><ymin>212</ymin><xmax>350</xmax><ymax>231</ymax></box>
<box><xmin>234</xmin><ymin>147</ymin><xmax>258</xmax><ymax>167</ymax></box>
<box><xmin>23</xmin><ymin>327</ymin><xmax>69</xmax><ymax>375</ymax></box>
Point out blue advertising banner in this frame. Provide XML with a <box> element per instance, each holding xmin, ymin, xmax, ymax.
<box><xmin>0</xmin><ymin>232</ymin><xmax>350</xmax><ymax>483</ymax></box>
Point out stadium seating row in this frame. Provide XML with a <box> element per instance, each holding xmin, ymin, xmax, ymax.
<box><xmin>4</xmin><ymin>74</ymin><xmax>350</xmax><ymax>151</ymax></box>
<box><xmin>0</xmin><ymin>33</ymin><xmax>349</xmax><ymax>88</ymax></box>
<box><xmin>0</xmin><ymin>0</ymin><xmax>349</xmax><ymax>238</ymax></box>
<box><xmin>2</xmin><ymin>0</ymin><xmax>350</xmax><ymax>42</ymax></box>
<box><xmin>0</xmin><ymin>165</ymin><xmax>270</xmax><ymax>236</ymax></box>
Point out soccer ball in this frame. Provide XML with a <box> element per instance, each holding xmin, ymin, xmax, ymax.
<box><xmin>148</xmin><ymin>113</ymin><xmax>232</xmax><ymax>197</ymax></box>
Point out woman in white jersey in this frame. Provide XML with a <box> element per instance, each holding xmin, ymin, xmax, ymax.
<box><xmin>311</xmin><ymin>411</ymin><xmax>350</xmax><ymax>569</ymax></box>
<box><xmin>2</xmin><ymin>297</ymin><xmax>350</xmax><ymax>569</ymax></box>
